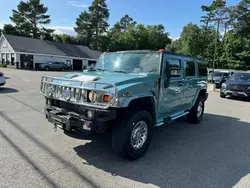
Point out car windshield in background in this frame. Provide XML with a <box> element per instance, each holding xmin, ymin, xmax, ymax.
<box><xmin>95</xmin><ymin>52</ymin><xmax>161</xmax><ymax>74</ymax></box>
<box><xmin>229</xmin><ymin>73</ymin><xmax>250</xmax><ymax>81</ymax></box>
<box><xmin>209</xmin><ymin>72</ymin><xmax>223</xmax><ymax>77</ymax></box>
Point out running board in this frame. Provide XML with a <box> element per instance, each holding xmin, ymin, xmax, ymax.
<box><xmin>163</xmin><ymin>111</ymin><xmax>189</xmax><ymax>124</ymax></box>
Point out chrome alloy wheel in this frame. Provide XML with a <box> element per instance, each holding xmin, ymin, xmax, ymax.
<box><xmin>130</xmin><ymin>121</ymin><xmax>148</xmax><ymax>150</ymax></box>
<box><xmin>197</xmin><ymin>101</ymin><xmax>203</xmax><ymax>118</ymax></box>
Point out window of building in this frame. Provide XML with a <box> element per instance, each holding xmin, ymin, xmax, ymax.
<box><xmin>185</xmin><ymin>61</ymin><xmax>195</xmax><ymax>76</ymax></box>
<box><xmin>166</xmin><ymin>59</ymin><xmax>182</xmax><ymax>77</ymax></box>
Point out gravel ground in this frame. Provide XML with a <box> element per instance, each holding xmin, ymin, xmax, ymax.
<box><xmin>0</xmin><ymin>68</ymin><xmax>250</xmax><ymax>188</ymax></box>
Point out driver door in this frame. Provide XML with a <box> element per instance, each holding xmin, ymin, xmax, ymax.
<box><xmin>158</xmin><ymin>54</ymin><xmax>184</xmax><ymax>118</ymax></box>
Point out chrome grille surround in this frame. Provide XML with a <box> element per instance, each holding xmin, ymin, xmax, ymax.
<box><xmin>40</xmin><ymin>76</ymin><xmax>118</xmax><ymax>109</ymax></box>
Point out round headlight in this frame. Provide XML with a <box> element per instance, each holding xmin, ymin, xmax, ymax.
<box><xmin>46</xmin><ymin>84</ymin><xmax>55</xmax><ymax>96</ymax></box>
<box><xmin>221</xmin><ymin>83</ymin><xmax>227</xmax><ymax>89</ymax></box>
<box><xmin>62</xmin><ymin>87</ymin><xmax>71</xmax><ymax>101</ymax></box>
<box><xmin>88</xmin><ymin>91</ymin><xmax>97</xmax><ymax>102</ymax></box>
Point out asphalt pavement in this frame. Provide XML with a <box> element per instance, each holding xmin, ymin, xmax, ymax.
<box><xmin>1</xmin><ymin>69</ymin><xmax>250</xmax><ymax>188</ymax></box>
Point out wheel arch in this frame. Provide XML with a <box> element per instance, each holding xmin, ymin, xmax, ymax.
<box><xmin>198</xmin><ymin>89</ymin><xmax>207</xmax><ymax>99</ymax></box>
<box><xmin>127</xmin><ymin>97</ymin><xmax>157</xmax><ymax>124</ymax></box>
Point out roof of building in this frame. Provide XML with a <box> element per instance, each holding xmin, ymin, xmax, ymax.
<box><xmin>2</xmin><ymin>34</ymin><xmax>101</xmax><ymax>59</ymax></box>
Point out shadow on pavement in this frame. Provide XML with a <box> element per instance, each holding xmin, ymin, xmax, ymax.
<box><xmin>74</xmin><ymin>113</ymin><xmax>250</xmax><ymax>188</ymax></box>
<box><xmin>0</xmin><ymin>111</ymin><xmax>100</xmax><ymax>188</ymax></box>
<box><xmin>0</xmin><ymin>87</ymin><xmax>19</xmax><ymax>94</ymax></box>
<box><xmin>226</xmin><ymin>96</ymin><xmax>250</xmax><ymax>102</ymax></box>
<box><xmin>0</xmin><ymin>129</ymin><xmax>60</xmax><ymax>188</ymax></box>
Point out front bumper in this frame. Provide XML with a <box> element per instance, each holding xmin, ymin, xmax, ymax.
<box><xmin>44</xmin><ymin>104</ymin><xmax>116</xmax><ymax>134</ymax></box>
<box><xmin>221</xmin><ymin>90</ymin><xmax>250</xmax><ymax>98</ymax></box>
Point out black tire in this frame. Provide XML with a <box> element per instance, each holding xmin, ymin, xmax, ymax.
<box><xmin>45</xmin><ymin>66</ymin><xmax>50</xmax><ymax>71</ymax></box>
<box><xmin>61</xmin><ymin>67</ymin><xmax>65</xmax><ymax>71</ymax></box>
<box><xmin>187</xmin><ymin>96</ymin><xmax>205</xmax><ymax>124</ymax></box>
<box><xmin>112</xmin><ymin>110</ymin><xmax>153</xmax><ymax>160</ymax></box>
<box><xmin>220</xmin><ymin>92</ymin><xmax>226</xmax><ymax>98</ymax></box>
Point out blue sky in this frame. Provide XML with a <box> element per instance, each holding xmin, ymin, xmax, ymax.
<box><xmin>0</xmin><ymin>0</ymin><xmax>240</xmax><ymax>39</ymax></box>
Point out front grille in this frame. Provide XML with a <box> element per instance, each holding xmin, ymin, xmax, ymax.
<box><xmin>51</xmin><ymin>99</ymin><xmax>79</xmax><ymax>113</ymax></box>
<box><xmin>227</xmin><ymin>84</ymin><xmax>248</xmax><ymax>91</ymax></box>
<box><xmin>40</xmin><ymin>76</ymin><xmax>118</xmax><ymax>109</ymax></box>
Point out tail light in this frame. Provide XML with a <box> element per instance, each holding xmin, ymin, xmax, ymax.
<box><xmin>0</xmin><ymin>72</ymin><xmax>3</xmax><ymax>77</ymax></box>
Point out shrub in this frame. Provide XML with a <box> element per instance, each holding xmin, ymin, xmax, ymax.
<box><xmin>0</xmin><ymin>64</ymin><xmax>7</xmax><ymax>68</ymax></box>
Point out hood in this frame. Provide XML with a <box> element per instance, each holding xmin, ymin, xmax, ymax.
<box><xmin>225</xmin><ymin>80</ymin><xmax>250</xmax><ymax>86</ymax></box>
<box><xmin>52</xmin><ymin>70</ymin><xmax>159</xmax><ymax>90</ymax></box>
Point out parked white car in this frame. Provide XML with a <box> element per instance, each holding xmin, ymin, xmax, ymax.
<box><xmin>0</xmin><ymin>71</ymin><xmax>6</xmax><ymax>86</ymax></box>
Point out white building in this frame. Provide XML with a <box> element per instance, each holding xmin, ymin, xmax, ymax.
<box><xmin>0</xmin><ymin>34</ymin><xmax>101</xmax><ymax>70</ymax></box>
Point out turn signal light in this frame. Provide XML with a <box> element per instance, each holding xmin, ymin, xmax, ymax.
<box><xmin>103</xmin><ymin>95</ymin><xmax>110</xmax><ymax>102</ymax></box>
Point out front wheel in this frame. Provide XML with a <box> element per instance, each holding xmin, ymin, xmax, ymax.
<box><xmin>187</xmin><ymin>96</ymin><xmax>205</xmax><ymax>124</ymax></box>
<box><xmin>220</xmin><ymin>92</ymin><xmax>226</xmax><ymax>98</ymax></box>
<box><xmin>112</xmin><ymin>111</ymin><xmax>153</xmax><ymax>160</ymax></box>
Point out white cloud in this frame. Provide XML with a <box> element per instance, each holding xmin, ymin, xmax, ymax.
<box><xmin>50</xmin><ymin>26</ymin><xmax>76</xmax><ymax>35</ymax></box>
<box><xmin>0</xmin><ymin>24</ymin><xmax>3</xmax><ymax>30</ymax></box>
<box><xmin>67</xmin><ymin>0</ymin><xmax>89</xmax><ymax>8</ymax></box>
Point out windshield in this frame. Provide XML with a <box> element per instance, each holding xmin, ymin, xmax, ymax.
<box><xmin>95</xmin><ymin>52</ymin><xmax>161</xmax><ymax>74</ymax></box>
<box><xmin>229</xmin><ymin>73</ymin><xmax>250</xmax><ymax>81</ymax></box>
<box><xmin>209</xmin><ymin>71</ymin><xmax>223</xmax><ymax>77</ymax></box>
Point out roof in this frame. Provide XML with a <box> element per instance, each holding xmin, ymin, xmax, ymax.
<box><xmin>2</xmin><ymin>34</ymin><xmax>101</xmax><ymax>59</ymax></box>
<box><xmin>109</xmin><ymin>50</ymin><xmax>205</xmax><ymax>62</ymax></box>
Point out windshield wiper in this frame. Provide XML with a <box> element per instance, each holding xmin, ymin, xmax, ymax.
<box><xmin>113</xmin><ymin>69</ymin><xmax>127</xmax><ymax>74</ymax></box>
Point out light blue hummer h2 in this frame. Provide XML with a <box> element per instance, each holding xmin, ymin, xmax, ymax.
<box><xmin>40</xmin><ymin>50</ymin><xmax>208</xmax><ymax>160</ymax></box>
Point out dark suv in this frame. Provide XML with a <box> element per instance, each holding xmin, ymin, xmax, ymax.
<box><xmin>220</xmin><ymin>72</ymin><xmax>250</xmax><ymax>99</ymax></box>
<box><xmin>207</xmin><ymin>71</ymin><xmax>231</xmax><ymax>88</ymax></box>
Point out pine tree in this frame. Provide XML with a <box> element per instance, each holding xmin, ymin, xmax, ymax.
<box><xmin>10</xmin><ymin>0</ymin><xmax>53</xmax><ymax>38</ymax></box>
<box><xmin>89</xmin><ymin>0</ymin><xmax>109</xmax><ymax>50</ymax></box>
<box><xmin>75</xmin><ymin>0</ymin><xmax>109</xmax><ymax>50</ymax></box>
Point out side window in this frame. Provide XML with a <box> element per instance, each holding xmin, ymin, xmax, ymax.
<box><xmin>198</xmin><ymin>63</ymin><xmax>207</xmax><ymax>76</ymax></box>
<box><xmin>184</xmin><ymin>61</ymin><xmax>195</xmax><ymax>77</ymax></box>
<box><xmin>166</xmin><ymin>59</ymin><xmax>181</xmax><ymax>78</ymax></box>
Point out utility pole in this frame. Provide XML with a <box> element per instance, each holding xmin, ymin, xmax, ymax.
<box><xmin>211</xmin><ymin>17</ymin><xmax>228</xmax><ymax>82</ymax></box>
<box><xmin>212</xmin><ymin>19</ymin><xmax>220</xmax><ymax>82</ymax></box>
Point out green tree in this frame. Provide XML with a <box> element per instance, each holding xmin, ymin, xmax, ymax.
<box><xmin>1</xmin><ymin>24</ymin><xmax>21</xmax><ymax>36</ymax></box>
<box><xmin>165</xmin><ymin>38</ymin><xmax>182</xmax><ymax>52</ymax></box>
<box><xmin>53</xmin><ymin>34</ymin><xmax>78</xmax><ymax>44</ymax></box>
<box><xmin>75</xmin><ymin>0</ymin><xmax>109</xmax><ymax>50</ymax></box>
<box><xmin>109</xmin><ymin>23</ymin><xmax>171</xmax><ymax>51</ymax></box>
<box><xmin>179</xmin><ymin>23</ymin><xmax>203</xmax><ymax>56</ymax></box>
<box><xmin>89</xmin><ymin>0</ymin><xmax>109</xmax><ymax>50</ymax></box>
<box><xmin>232</xmin><ymin>0</ymin><xmax>250</xmax><ymax>38</ymax></box>
<box><xmin>74</xmin><ymin>11</ymin><xmax>93</xmax><ymax>47</ymax></box>
<box><xmin>10</xmin><ymin>0</ymin><xmax>53</xmax><ymax>38</ymax></box>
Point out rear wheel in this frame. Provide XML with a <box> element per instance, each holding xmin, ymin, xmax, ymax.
<box><xmin>61</xmin><ymin>67</ymin><xmax>65</xmax><ymax>71</ymax></box>
<box><xmin>45</xmin><ymin>66</ymin><xmax>50</xmax><ymax>71</ymax></box>
<box><xmin>187</xmin><ymin>96</ymin><xmax>205</xmax><ymax>124</ymax></box>
<box><xmin>112</xmin><ymin>110</ymin><xmax>153</xmax><ymax>160</ymax></box>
